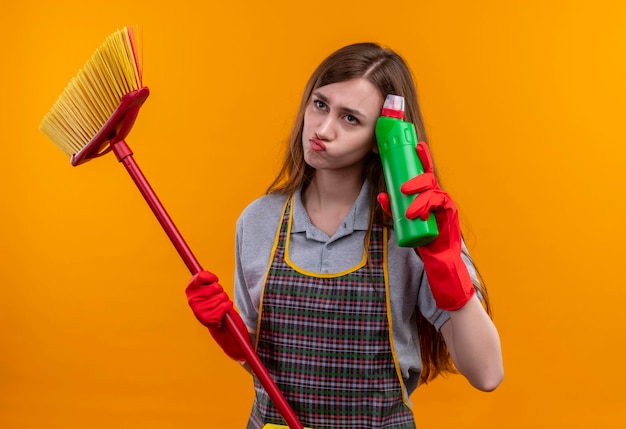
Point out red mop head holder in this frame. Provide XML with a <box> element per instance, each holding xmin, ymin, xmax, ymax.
<box><xmin>71</xmin><ymin>87</ymin><xmax>150</xmax><ymax>166</ymax></box>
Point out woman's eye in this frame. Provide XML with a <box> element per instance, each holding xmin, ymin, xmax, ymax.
<box><xmin>313</xmin><ymin>99</ymin><xmax>327</xmax><ymax>110</ymax></box>
<box><xmin>345</xmin><ymin>114</ymin><xmax>358</xmax><ymax>124</ymax></box>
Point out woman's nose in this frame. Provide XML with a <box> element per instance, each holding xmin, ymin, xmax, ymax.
<box><xmin>316</xmin><ymin>115</ymin><xmax>336</xmax><ymax>141</ymax></box>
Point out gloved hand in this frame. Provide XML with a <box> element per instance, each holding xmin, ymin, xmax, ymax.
<box><xmin>186</xmin><ymin>271</ymin><xmax>251</xmax><ymax>362</ymax></box>
<box><xmin>377</xmin><ymin>141</ymin><xmax>475</xmax><ymax>311</ymax></box>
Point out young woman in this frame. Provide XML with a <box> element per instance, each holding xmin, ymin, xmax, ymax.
<box><xmin>186</xmin><ymin>42</ymin><xmax>503</xmax><ymax>429</ymax></box>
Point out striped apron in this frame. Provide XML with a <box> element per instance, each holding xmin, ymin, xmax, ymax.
<box><xmin>248</xmin><ymin>195</ymin><xmax>415</xmax><ymax>429</ymax></box>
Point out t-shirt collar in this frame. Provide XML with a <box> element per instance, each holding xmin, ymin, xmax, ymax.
<box><xmin>291</xmin><ymin>180</ymin><xmax>372</xmax><ymax>234</ymax></box>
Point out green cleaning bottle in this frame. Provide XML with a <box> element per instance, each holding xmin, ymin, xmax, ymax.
<box><xmin>376</xmin><ymin>94</ymin><xmax>438</xmax><ymax>247</ymax></box>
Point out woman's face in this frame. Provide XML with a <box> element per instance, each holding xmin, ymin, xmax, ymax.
<box><xmin>302</xmin><ymin>77</ymin><xmax>383</xmax><ymax>173</ymax></box>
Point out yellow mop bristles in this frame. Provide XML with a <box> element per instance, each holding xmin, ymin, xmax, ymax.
<box><xmin>39</xmin><ymin>27</ymin><xmax>143</xmax><ymax>157</ymax></box>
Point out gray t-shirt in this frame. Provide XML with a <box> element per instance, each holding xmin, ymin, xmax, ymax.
<box><xmin>234</xmin><ymin>180</ymin><xmax>477</xmax><ymax>401</ymax></box>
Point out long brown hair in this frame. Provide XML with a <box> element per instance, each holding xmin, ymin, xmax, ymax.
<box><xmin>266</xmin><ymin>42</ymin><xmax>491</xmax><ymax>384</ymax></box>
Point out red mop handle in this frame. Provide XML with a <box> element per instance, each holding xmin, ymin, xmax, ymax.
<box><xmin>111</xmin><ymin>140</ymin><xmax>303</xmax><ymax>429</ymax></box>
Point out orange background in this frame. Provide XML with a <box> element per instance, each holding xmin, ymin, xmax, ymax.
<box><xmin>2</xmin><ymin>0</ymin><xmax>625</xmax><ymax>427</ymax></box>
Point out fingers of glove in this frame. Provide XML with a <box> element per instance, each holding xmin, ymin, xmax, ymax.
<box><xmin>187</xmin><ymin>283</ymin><xmax>229</xmax><ymax>306</ymax></box>
<box><xmin>416</xmin><ymin>141</ymin><xmax>434</xmax><ymax>174</ymax></box>
<box><xmin>406</xmin><ymin>189</ymin><xmax>448</xmax><ymax>220</ymax></box>
<box><xmin>192</xmin><ymin>296</ymin><xmax>234</xmax><ymax>327</ymax></box>
<box><xmin>206</xmin><ymin>300</ymin><xmax>235</xmax><ymax>326</ymax></box>
<box><xmin>377</xmin><ymin>192</ymin><xmax>393</xmax><ymax>218</ymax></box>
<box><xmin>186</xmin><ymin>280</ymin><xmax>233</xmax><ymax>324</ymax></box>
<box><xmin>191</xmin><ymin>270</ymin><xmax>219</xmax><ymax>287</ymax></box>
<box><xmin>401</xmin><ymin>172</ymin><xmax>438</xmax><ymax>195</ymax></box>
<box><xmin>185</xmin><ymin>277</ymin><xmax>224</xmax><ymax>300</ymax></box>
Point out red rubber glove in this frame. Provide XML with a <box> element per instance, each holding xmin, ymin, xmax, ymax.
<box><xmin>185</xmin><ymin>271</ymin><xmax>251</xmax><ymax>362</ymax></box>
<box><xmin>377</xmin><ymin>141</ymin><xmax>475</xmax><ymax>311</ymax></box>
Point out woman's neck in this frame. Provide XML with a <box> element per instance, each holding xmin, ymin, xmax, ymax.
<box><xmin>302</xmin><ymin>171</ymin><xmax>364</xmax><ymax>237</ymax></box>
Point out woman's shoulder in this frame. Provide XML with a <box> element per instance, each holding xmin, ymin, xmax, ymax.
<box><xmin>237</xmin><ymin>192</ymin><xmax>289</xmax><ymax>228</ymax></box>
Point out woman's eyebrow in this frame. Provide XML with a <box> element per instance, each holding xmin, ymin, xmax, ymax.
<box><xmin>312</xmin><ymin>91</ymin><xmax>367</xmax><ymax>118</ymax></box>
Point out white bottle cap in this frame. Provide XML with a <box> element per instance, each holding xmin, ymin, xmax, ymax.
<box><xmin>381</xmin><ymin>94</ymin><xmax>405</xmax><ymax>119</ymax></box>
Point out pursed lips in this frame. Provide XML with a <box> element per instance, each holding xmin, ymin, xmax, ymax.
<box><xmin>309</xmin><ymin>137</ymin><xmax>326</xmax><ymax>152</ymax></box>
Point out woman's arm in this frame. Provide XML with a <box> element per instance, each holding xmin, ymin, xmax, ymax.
<box><xmin>440</xmin><ymin>296</ymin><xmax>503</xmax><ymax>391</ymax></box>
